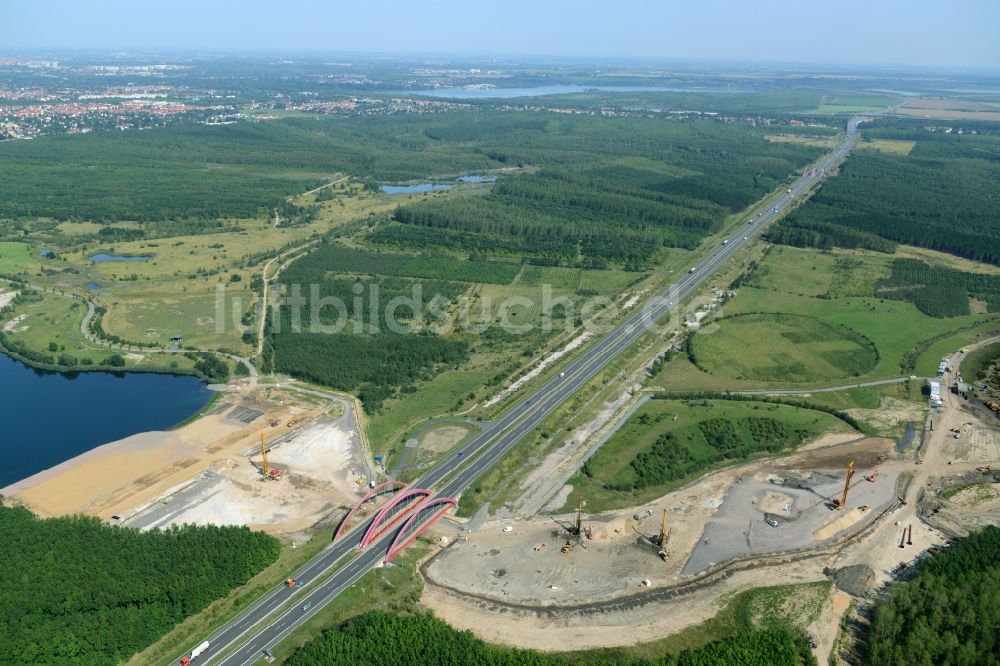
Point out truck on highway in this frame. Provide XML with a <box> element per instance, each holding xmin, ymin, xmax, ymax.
<box><xmin>180</xmin><ymin>640</ymin><xmax>210</xmax><ymax>665</ymax></box>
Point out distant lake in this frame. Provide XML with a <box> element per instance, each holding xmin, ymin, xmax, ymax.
<box><xmin>380</xmin><ymin>183</ymin><xmax>453</xmax><ymax>194</ymax></box>
<box><xmin>0</xmin><ymin>353</ymin><xmax>212</xmax><ymax>487</ymax></box>
<box><xmin>412</xmin><ymin>85</ymin><xmax>734</xmax><ymax>99</ymax></box>
<box><xmin>457</xmin><ymin>175</ymin><xmax>497</xmax><ymax>183</ymax></box>
<box><xmin>89</xmin><ymin>253</ymin><xmax>151</xmax><ymax>262</ymax></box>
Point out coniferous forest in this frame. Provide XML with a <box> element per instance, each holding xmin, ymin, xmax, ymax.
<box><xmin>864</xmin><ymin>526</ymin><xmax>1000</xmax><ymax>666</ymax></box>
<box><xmin>0</xmin><ymin>506</ymin><xmax>281</xmax><ymax>665</ymax></box>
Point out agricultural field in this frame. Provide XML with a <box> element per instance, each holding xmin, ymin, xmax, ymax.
<box><xmin>567</xmin><ymin>398</ymin><xmax>853</xmax><ymax>512</ymax></box>
<box><xmin>859</xmin><ymin>139</ymin><xmax>916</xmax><ymax>155</ymax></box>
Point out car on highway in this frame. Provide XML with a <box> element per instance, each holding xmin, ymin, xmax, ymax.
<box><xmin>301</xmin><ymin>602</ymin><xmax>312</xmax><ymax>612</ymax></box>
<box><xmin>772</xmin><ymin>206</ymin><xmax>779</xmax><ymax>212</ymax></box>
<box><xmin>722</xmin><ymin>239</ymin><xmax>729</xmax><ymax>245</ymax></box>
<box><xmin>559</xmin><ymin>372</ymin><xmax>565</xmax><ymax>378</ymax></box>
<box><xmin>688</xmin><ymin>267</ymin><xmax>695</xmax><ymax>273</ymax></box>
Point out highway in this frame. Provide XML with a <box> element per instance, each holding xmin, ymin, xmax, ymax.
<box><xmin>192</xmin><ymin>115</ymin><xmax>864</xmax><ymax>666</ymax></box>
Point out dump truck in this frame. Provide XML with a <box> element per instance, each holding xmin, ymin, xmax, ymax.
<box><xmin>285</xmin><ymin>578</ymin><xmax>298</xmax><ymax>588</ymax></box>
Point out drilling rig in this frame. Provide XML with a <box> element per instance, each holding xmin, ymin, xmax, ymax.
<box><xmin>259</xmin><ymin>433</ymin><xmax>283</xmax><ymax>481</ymax></box>
<box><xmin>657</xmin><ymin>509</ymin><xmax>670</xmax><ymax>561</ymax></box>
<box><xmin>831</xmin><ymin>460</ymin><xmax>854</xmax><ymax>509</ymax></box>
<box><xmin>562</xmin><ymin>499</ymin><xmax>591</xmax><ymax>552</ymax></box>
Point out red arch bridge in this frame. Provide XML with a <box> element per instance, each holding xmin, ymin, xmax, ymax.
<box><xmin>335</xmin><ymin>481</ymin><xmax>456</xmax><ymax>561</ymax></box>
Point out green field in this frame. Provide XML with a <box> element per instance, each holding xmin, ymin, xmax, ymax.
<box><xmin>746</xmin><ymin>246</ymin><xmax>889</xmax><ymax>299</ymax></box>
<box><xmin>689</xmin><ymin>312</ymin><xmax>879</xmax><ymax>383</ymax></box>
<box><xmin>0</xmin><ymin>242</ymin><xmax>37</xmax><ymax>274</ymax></box>
<box><xmin>960</xmin><ymin>342</ymin><xmax>1000</xmax><ymax>381</ymax></box>
<box><xmin>655</xmin><ymin>239</ymin><xmax>1000</xmax><ymax>392</ymax></box>
<box><xmin>566</xmin><ymin>398</ymin><xmax>853</xmax><ymax>512</ymax></box>
<box><xmin>104</xmin><ymin>286</ymin><xmax>253</xmax><ymax>351</ymax></box>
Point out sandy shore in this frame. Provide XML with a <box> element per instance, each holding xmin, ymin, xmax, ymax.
<box><xmin>2</xmin><ymin>397</ymin><xmax>305</xmax><ymax>520</ymax></box>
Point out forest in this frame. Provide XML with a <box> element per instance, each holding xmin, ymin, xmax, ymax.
<box><xmin>864</xmin><ymin>526</ymin><xmax>999</xmax><ymax>665</ymax></box>
<box><xmin>768</xmin><ymin>124</ymin><xmax>1000</xmax><ymax>263</ymax></box>
<box><xmin>0</xmin><ymin>112</ymin><xmax>820</xmax><ymax>253</ymax></box>
<box><xmin>593</xmin><ymin>414</ymin><xmax>809</xmax><ymax>491</ymax></box>
<box><xmin>284</xmin><ymin>611</ymin><xmax>816</xmax><ymax>666</ymax></box>
<box><xmin>288</xmin><ymin>241</ymin><xmax>520</xmax><ymax>285</ymax></box>
<box><xmin>0</xmin><ymin>506</ymin><xmax>281</xmax><ymax>665</ymax></box>
<box><xmin>267</xmin><ymin>238</ymin><xmax>475</xmax><ymax>411</ymax></box>
<box><xmin>876</xmin><ymin>258</ymin><xmax>1000</xmax><ymax>317</ymax></box>
<box><xmin>390</xmin><ymin>114</ymin><xmax>822</xmax><ymax>265</ymax></box>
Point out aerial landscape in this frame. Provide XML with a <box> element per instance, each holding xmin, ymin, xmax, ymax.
<box><xmin>2</xmin><ymin>1</ymin><xmax>999</xmax><ymax>664</ymax></box>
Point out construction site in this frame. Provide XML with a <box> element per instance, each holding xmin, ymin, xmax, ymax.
<box><xmin>2</xmin><ymin>383</ymin><xmax>376</xmax><ymax>536</ymax></box>
<box><xmin>411</xmin><ymin>355</ymin><xmax>995</xmax><ymax>662</ymax></box>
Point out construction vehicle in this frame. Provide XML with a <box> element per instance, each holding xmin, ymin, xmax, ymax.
<box><xmin>657</xmin><ymin>509</ymin><xmax>670</xmax><ymax>561</ymax></box>
<box><xmin>259</xmin><ymin>433</ymin><xmax>283</xmax><ymax>481</ymax></box>
<box><xmin>285</xmin><ymin>578</ymin><xmax>298</xmax><ymax>588</ymax></box>
<box><xmin>573</xmin><ymin>499</ymin><xmax>586</xmax><ymax>537</ymax></box>
<box><xmin>831</xmin><ymin>461</ymin><xmax>854</xmax><ymax>509</ymax></box>
<box><xmin>866</xmin><ymin>468</ymin><xmax>878</xmax><ymax>483</ymax></box>
<box><xmin>560</xmin><ymin>541</ymin><xmax>575</xmax><ymax>554</ymax></box>
<box><xmin>859</xmin><ymin>504</ymin><xmax>870</xmax><ymax>512</ymax></box>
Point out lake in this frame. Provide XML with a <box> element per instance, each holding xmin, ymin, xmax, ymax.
<box><xmin>412</xmin><ymin>85</ymin><xmax>733</xmax><ymax>99</ymax></box>
<box><xmin>0</xmin><ymin>353</ymin><xmax>212</xmax><ymax>487</ymax></box>
<box><xmin>89</xmin><ymin>253</ymin><xmax>151</xmax><ymax>262</ymax></box>
<box><xmin>380</xmin><ymin>183</ymin><xmax>453</xmax><ymax>194</ymax></box>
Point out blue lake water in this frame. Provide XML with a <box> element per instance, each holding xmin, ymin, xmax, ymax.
<box><xmin>89</xmin><ymin>253</ymin><xmax>151</xmax><ymax>262</ymax></box>
<box><xmin>380</xmin><ymin>183</ymin><xmax>453</xmax><ymax>194</ymax></box>
<box><xmin>413</xmin><ymin>85</ymin><xmax>733</xmax><ymax>99</ymax></box>
<box><xmin>0</xmin><ymin>353</ymin><xmax>212</xmax><ymax>487</ymax></box>
<box><xmin>87</xmin><ymin>281</ymin><xmax>102</xmax><ymax>291</ymax></box>
<box><xmin>457</xmin><ymin>175</ymin><xmax>497</xmax><ymax>183</ymax></box>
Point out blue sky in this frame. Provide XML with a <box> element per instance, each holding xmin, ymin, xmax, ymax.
<box><xmin>3</xmin><ymin>0</ymin><xmax>998</xmax><ymax>69</ymax></box>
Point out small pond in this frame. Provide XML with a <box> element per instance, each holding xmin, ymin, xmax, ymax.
<box><xmin>89</xmin><ymin>253</ymin><xmax>151</xmax><ymax>263</ymax></box>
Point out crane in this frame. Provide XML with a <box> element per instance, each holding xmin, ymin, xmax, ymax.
<box><xmin>832</xmin><ymin>460</ymin><xmax>854</xmax><ymax>509</ymax></box>
<box><xmin>657</xmin><ymin>509</ymin><xmax>670</xmax><ymax>561</ymax></box>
